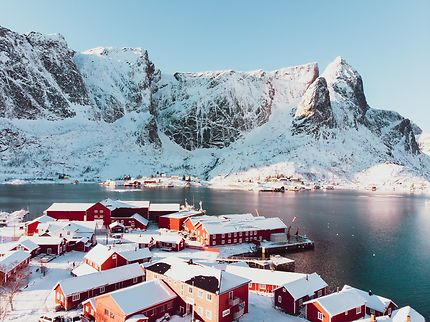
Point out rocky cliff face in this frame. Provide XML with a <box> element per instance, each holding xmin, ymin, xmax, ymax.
<box><xmin>0</xmin><ymin>27</ymin><xmax>89</xmax><ymax>120</ymax></box>
<box><xmin>0</xmin><ymin>25</ymin><xmax>429</xmax><ymax>188</ymax></box>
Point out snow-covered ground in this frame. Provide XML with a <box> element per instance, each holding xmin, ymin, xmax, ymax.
<box><xmin>4</xmin><ymin>251</ymin><xmax>83</xmax><ymax>322</ymax></box>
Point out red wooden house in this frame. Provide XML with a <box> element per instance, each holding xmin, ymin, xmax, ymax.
<box><xmin>304</xmin><ymin>288</ymin><xmax>366</xmax><ymax>322</ymax></box>
<box><xmin>193</xmin><ymin>216</ymin><xmax>287</xmax><ymax>247</ymax></box>
<box><xmin>0</xmin><ymin>250</ymin><xmax>31</xmax><ymax>285</ymax></box>
<box><xmin>122</xmin><ymin>234</ymin><xmax>155</xmax><ymax>249</ymax></box>
<box><xmin>109</xmin><ymin>214</ymin><xmax>148</xmax><ymax>230</ymax></box>
<box><xmin>93</xmin><ymin>280</ymin><xmax>177</xmax><ymax>322</ymax></box>
<box><xmin>0</xmin><ymin>239</ymin><xmax>40</xmax><ymax>258</ymax></box>
<box><xmin>225</xmin><ymin>265</ymin><xmax>308</xmax><ymax>294</ymax></box>
<box><xmin>146</xmin><ymin>257</ymin><xmax>251</xmax><ymax>322</ymax></box>
<box><xmin>25</xmin><ymin>214</ymin><xmax>54</xmax><ymax>236</ymax></box>
<box><xmin>341</xmin><ymin>285</ymin><xmax>397</xmax><ymax>317</ymax></box>
<box><xmin>82</xmin><ymin>297</ymin><xmax>96</xmax><ymax>321</ymax></box>
<box><xmin>24</xmin><ymin>236</ymin><xmax>67</xmax><ymax>255</ymax></box>
<box><xmin>54</xmin><ymin>263</ymin><xmax>145</xmax><ymax>311</ymax></box>
<box><xmin>153</xmin><ymin>234</ymin><xmax>185</xmax><ymax>252</ymax></box>
<box><xmin>158</xmin><ymin>210</ymin><xmax>204</xmax><ymax>231</ymax></box>
<box><xmin>148</xmin><ymin>203</ymin><xmax>180</xmax><ymax>221</ymax></box>
<box><xmin>274</xmin><ymin>272</ymin><xmax>328</xmax><ymax>315</ymax></box>
<box><xmin>101</xmin><ymin>199</ymin><xmax>150</xmax><ymax>220</ymax></box>
<box><xmin>73</xmin><ymin>244</ymin><xmax>151</xmax><ymax>276</ymax></box>
<box><xmin>44</xmin><ymin>202</ymin><xmax>111</xmax><ymax>226</ymax></box>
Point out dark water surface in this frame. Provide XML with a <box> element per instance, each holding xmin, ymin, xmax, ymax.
<box><xmin>0</xmin><ymin>184</ymin><xmax>429</xmax><ymax>318</ymax></box>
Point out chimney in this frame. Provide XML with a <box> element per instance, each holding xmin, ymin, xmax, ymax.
<box><xmin>406</xmin><ymin>314</ymin><xmax>411</xmax><ymax>322</ymax></box>
<box><xmin>368</xmin><ymin>290</ymin><xmax>373</xmax><ymax>296</ymax></box>
<box><xmin>370</xmin><ymin>314</ymin><xmax>375</xmax><ymax>322</ymax></box>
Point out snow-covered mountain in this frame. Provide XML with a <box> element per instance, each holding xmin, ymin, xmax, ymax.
<box><xmin>1</xmin><ymin>25</ymin><xmax>429</xmax><ymax>192</ymax></box>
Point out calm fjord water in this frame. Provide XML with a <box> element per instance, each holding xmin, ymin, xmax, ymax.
<box><xmin>0</xmin><ymin>184</ymin><xmax>429</xmax><ymax>318</ymax></box>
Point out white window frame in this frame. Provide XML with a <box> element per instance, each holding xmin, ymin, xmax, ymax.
<box><xmin>99</xmin><ymin>286</ymin><xmax>105</xmax><ymax>293</ymax></box>
<box><xmin>318</xmin><ymin>312</ymin><xmax>323</xmax><ymax>320</ymax></box>
<box><xmin>222</xmin><ymin>308</ymin><xmax>230</xmax><ymax>317</ymax></box>
<box><xmin>205</xmin><ymin>309</ymin><xmax>212</xmax><ymax>320</ymax></box>
<box><xmin>278</xmin><ymin>295</ymin><xmax>282</xmax><ymax>303</ymax></box>
<box><xmin>206</xmin><ymin>293</ymin><xmax>212</xmax><ymax>302</ymax></box>
<box><xmin>72</xmin><ymin>293</ymin><xmax>80</xmax><ymax>301</ymax></box>
<box><xmin>356</xmin><ymin>306</ymin><xmax>361</xmax><ymax>314</ymax></box>
<box><xmin>198</xmin><ymin>290</ymin><xmax>203</xmax><ymax>299</ymax></box>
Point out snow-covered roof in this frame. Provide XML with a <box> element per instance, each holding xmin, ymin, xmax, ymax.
<box><xmin>279</xmin><ymin>273</ymin><xmax>328</xmax><ymax>300</ymax></box>
<box><xmin>149</xmin><ymin>203</ymin><xmax>180</xmax><ymax>212</ymax></box>
<box><xmin>122</xmin><ymin>234</ymin><xmax>154</xmax><ymax>244</ymax></box>
<box><xmin>17</xmin><ymin>238</ymin><xmax>40</xmax><ymax>252</ymax></box>
<box><xmin>72</xmin><ymin>263</ymin><xmax>99</xmax><ymax>276</ymax></box>
<box><xmin>391</xmin><ymin>306</ymin><xmax>425</xmax><ymax>322</ymax></box>
<box><xmin>103</xmin><ymin>280</ymin><xmax>177</xmax><ymax>316</ymax></box>
<box><xmin>201</xmin><ymin>215</ymin><xmax>287</xmax><ymax>235</ymax></box>
<box><xmin>225</xmin><ymin>265</ymin><xmax>305</xmax><ymax>287</ymax></box>
<box><xmin>120</xmin><ymin>248</ymin><xmax>152</xmax><ymax>262</ymax></box>
<box><xmin>0</xmin><ymin>250</ymin><xmax>30</xmax><ymax>273</ymax></box>
<box><xmin>126</xmin><ymin>314</ymin><xmax>147</xmax><ymax>322</ymax></box>
<box><xmin>154</xmin><ymin>234</ymin><xmax>184</xmax><ymax>244</ymax></box>
<box><xmin>304</xmin><ymin>288</ymin><xmax>366</xmax><ymax>317</ymax></box>
<box><xmin>109</xmin><ymin>221</ymin><xmax>125</xmax><ymax>229</ymax></box>
<box><xmin>101</xmin><ymin>199</ymin><xmax>150</xmax><ymax>210</ymax></box>
<box><xmin>146</xmin><ymin>257</ymin><xmax>250</xmax><ymax>294</ymax></box>
<box><xmin>85</xmin><ymin>244</ymin><xmax>151</xmax><ymax>265</ymax></box>
<box><xmin>342</xmin><ymin>285</ymin><xmax>395</xmax><ymax>313</ymax></box>
<box><xmin>160</xmin><ymin>210</ymin><xmax>203</xmax><ymax>219</ymax></box>
<box><xmin>44</xmin><ymin>203</ymin><xmax>96</xmax><ymax>212</ymax></box>
<box><xmin>28</xmin><ymin>214</ymin><xmax>54</xmax><ymax>225</ymax></box>
<box><xmin>23</xmin><ymin>236</ymin><xmax>64</xmax><ymax>246</ymax></box>
<box><xmin>130</xmin><ymin>213</ymin><xmax>148</xmax><ymax>226</ymax></box>
<box><xmin>55</xmin><ymin>263</ymin><xmax>145</xmax><ymax>296</ymax></box>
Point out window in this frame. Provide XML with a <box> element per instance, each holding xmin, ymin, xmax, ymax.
<box><xmin>228</xmin><ymin>239</ymin><xmax>231</xmax><ymax>244</ymax></box>
<box><xmin>260</xmin><ymin>284</ymin><xmax>266</xmax><ymax>290</ymax></box>
<box><xmin>197</xmin><ymin>306</ymin><xmax>203</xmax><ymax>315</ymax></box>
<box><xmin>238</xmin><ymin>232</ymin><xmax>242</xmax><ymax>236</ymax></box>
<box><xmin>159</xmin><ymin>306</ymin><xmax>165</xmax><ymax>313</ymax></box>
<box><xmin>206</xmin><ymin>293</ymin><xmax>212</xmax><ymax>301</ymax></box>
<box><xmin>112</xmin><ymin>254</ymin><xmax>117</xmax><ymax>259</ymax></box>
<box><xmin>228</xmin><ymin>233</ymin><xmax>231</xmax><ymax>238</ymax></box>
<box><xmin>148</xmin><ymin>309</ymin><xmax>154</xmax><ymax>316</ymax></box>
<box><xmin>356</xmin><ymin>307</ymin><xmax>361</xmax><ymax>314</ymax></box>
<box><xmin>221</xmin><ymin>234</ymin><xmax>225</xmax><ymax>238</ymax></box>
<box><xmin>104</xmin><ymin>309</ymin><xmax>109</xmax><ymax>316</ymax></box>
<box><xmin>222</xmin><ymin>309</ymin><xmax>230</xmax><ymax>317</ymax></box>
<box><xmin>278</xmin><ymin>295</ymin><xmax>282</xmax><ymax>303</ymax></box>
<box><xmin>110</xmin><ymin>312</ymin><xmax>115</xmax><ymax>319</ymax></box>
<box><xmin>221</xmin><ymin>240</ymin><xmax>225</xmax><ymax>245</ymax></box>
<box><xmin>198</xmin><ymin>290</ymin><xmax>203</xmax><ymax>299</ymax></box>
<box><xmin>100</xmin><ymin>210</ymin><xmax>104</xmax><ymax>214</ymax></box>
<box><xmin>234</xmin><ymin>232</ymin><xmax>237</xmax><ymax>237</ymax></box>
<box><xmin>133</xmin><ymin>277</ymin><xmax>138</xmax><ymax>283</ymax></box>
<box><xmin>94</xmin><ymin>210</ymin><xmax>98</xmax><ymax>214</ymax></box>
<box><xmin>298</xmin><ymin>298</ymin><xmax>303</xmax><ymax>306</ymax></box>
<box><xmin>72</xmin><ymin>293</ymin><xmax>80</xmax><ymax>301</ymax></box>
<box><xmin>99</xmin><ymin>286</ymin><xmax>105</xmax><ymax>293</ymax></box>
<box><xmin>189</xmin><ymin>286</ymin><xmax>193</xmax><ymax>294</ymax></box>
<box><xmin>212</xmin><ymin>241</ymin><xmax>216</xmax><ymax>246</ymax></box>
<box><xmin>317</xmin><ymin>290</ymin><xmax>322</xmax><ymax>297</ymax></box>
<box><xmin>388</xmin><ymin>308</ymin><xmax>392</xmax><ymax>315</ymax></box>
<box><xmin>318</xmin><ymin>312</ymin><xmax>323</xmax><ymax>320</ymax></box>
<box><xmin>370</xmin><ymin>309</ymin><xmax>375</xmax><ymax>315</ymax></box>
<box><xmin>245</xmin><ymin>238</ymin><xmax>248</xmax><ymax>242</ymax></box>
<box><xmin>205</xmin><ymin>309</ymin><xmax>212</xmax><ymax>320</ymax></box>
<box><xmin>234</xmin><ymin>239</ymin><xmax>237</xmax><ymax>243</ymax></box>
<box><xmin>167</xmin><ymin>302</ymin><xmax>173</xmax><ymax>309</ymax></box>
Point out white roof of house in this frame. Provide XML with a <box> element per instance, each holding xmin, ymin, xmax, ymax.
<box><xmin>22</xmin><ymin>236</ymin><xmax>64</xmax><ymax>246</ymax></box>
<box><xmin>160</xmin><ymin>210</ymin><xmax>203</xmax><ymax>219</ymax></box>
<box><xmin>85</xmin><ymin>244</ymin><xmax>151</xmax><ymax>265</ymax></box>
<box><xmin>146</xmin><ymin>257</ymin><xmax>250</xmax><ymax>294</ymax></box>
<box><xmin>105</xmin><ymin>280</ymin><xmax>177</xmax><ymax>315</ymax></box>
<box><xmin>72</xmin><ymin>263</ymin><xmax>99</xmax><ymax>276</ymax></box>
<box><xmin>126</xmin><ymin>314</ymin><xmax>147</xmax><ymax>322</ymax></box>
<box><xmin>130</xmin><ymin>213</ymin><xmax>148</xmax><ymax>226</ymax></box>
<box><xmin>28</xmin><ymin>214</ymin><xmax>54</xmax><ymax>225</ymax></box>
<box><xmin>17</xmin><ymin>239</ymin><xmax>40</xmax><ymax>252</ymax></box>
<box><xmin>101</xmin><ymin>199</ymin><xmax>150</xmax><ymax>210</ymax></box>
<box><xmin>120</xmin><ymin>248</ymin><xmax>152</xmax><ymax>262</ymax></box>
<box><xmin>109</xmin><ymin>221</ymin><xmax>125</xmax><ymax>229</ymax></box>
<box><xmin>391</xmin><ymin>306</ymin><xmax>425</xmax><ymax>322</ymax></box>
<box><xmin>154</xmin><ymin>234</ymin><xmax>184</xmax><ymax>244</ymax></box>
<box><xmin>0</xmin><ymin>250</ymin><xmax>30</xmax><ymax>273</ymax></box>
<box><xmin>280</xmin><ymin>273</ymin><xmax>328</xmax><ymax>300</ymax></box>
<box><xmin>342</xmin><ymin>285</ymin><xmax>395</xmax><ymax>313</ymax></box>
<box><xmin>122</xmin><ymin>234</ymin><xmax>154</xmax><ymax>244</ymax></box>
<box><xmin>359</xmin><ymin>316</ymin><xmax>393</xmax><ymax>322</ymax></box>
<box><xmin>149</xmin><ymin>203</ymin><xmax>180</xmax><ymax>212</ymax></box>
<box><xmin>45</xmin><ymin>203</ymin><xmax>95</xmax><ymax>212</ymax></box>
<box><xmin>196</xmin><ymin>214</ymin><xmax>287</xmax><ymax>235</ymax></box>
<box><xmin>225</xmin><ymin>265</ymin><xmax>305</xmax><ymax>287</ymax></box>
<box><xmin>55</xmin><ymin>263</ymin><xmax>145</xmax><ymax>296</ymax></box>
<box><xmin>304</xmin><ymin>288</ymin><xmax>366</xmax><ymax>317</ymax></box>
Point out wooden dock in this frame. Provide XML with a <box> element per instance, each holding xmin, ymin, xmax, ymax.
<box><xmin>259</xmin><ymin>235</ymin><xmax>314</xmax><ymax>255</ymax></box>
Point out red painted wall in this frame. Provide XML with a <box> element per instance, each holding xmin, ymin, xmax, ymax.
<box><xmin>111</xmin><ymin>207</ymin><xmax>148</xmax><ymax>219</ymax></box>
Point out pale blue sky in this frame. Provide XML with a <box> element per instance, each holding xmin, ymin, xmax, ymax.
<box><xmin>1</xmin><ymin>0</ymin><xmax>429</xmax><ymax>131</ymax></box>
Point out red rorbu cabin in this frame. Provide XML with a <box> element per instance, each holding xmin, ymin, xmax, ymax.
<box><xmin>44</xmin><ymin>202</ymin><xmax>111</xmax><ymax>227</ymax></box>
<box><xmin>158</xmin><ymin>210</ymin><xmax>204</xmax><ymax>231</ymax></box>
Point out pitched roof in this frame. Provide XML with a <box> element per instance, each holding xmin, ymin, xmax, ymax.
<box><xmin>101</xmin><ymin>199</ymin><xmax>150</xmax><ymax>211</ymax></box>
<box><xmin>71</xmin><ymin>263</ymin><xmax>99</xmax><ymax>276</ymax></box>
<box><xmin>0</xmin><ymin>250</ymin><xmax>30</xmax><ymax>273</ymax></box>
<box><xmin>28</xmin><ymin>214</ymin><xmax>54</xmax><ymax>225</ymax></box>
<box><xmin>342</xmin><ymin>285</ymin><xmax>395</xmax><ymax>313</ymax></box>
<box><xmin>391</xmin><ymin>306</ymin><xmax>425</xmax><ymax>322</ymax></box>
<box><xmin>85</xmin><ymin>244</ymin><xmax>151</xmax><ymax>265</ymax></box>
<box><xmin>146</xmin><ymin>257</ymin><xmax>250</xmax><ymax>294</ymax></box>
<box><xmin>122</xmin><ymin>234</ymin><xmax>154</xmax><ymax>244</ymax></box>
<box><xmin>106</xmin><ymin>280</ymin><xmax>177</xmax><ymax>316</ymax></box>
<box><xmin>55</xmin><ymin>263</ymin><xmax>145</xmax><ymax>296</ymax></box>
<box><xmin>304</xmin><ymin>288</ymin><xmax>366</xmax><ymax>317</ymax></box>
<box><xmin>149</xmin><ymin>203</ymin><xmax>180</xmax><ymax>212</ymax></box>
<box><xmin>225</xmin><ymin>265</ymin><xmax>305</xmax><ymax>287</ymax></box>
<box><xmin>160</xmin><ymin>210</ymin><xmax>204</xmax><ymax>219</ymax></box>
<box><xmin>109</xmin><ymin>221</ymin><xmax>125</xmax><ymax>229</ymax></box>
<box><xmin>119</xmin><ymin>248</ymin><xmax>152</xmax><ymax>262</ymax></box>
<box><xmin>17</xmin><ymin>238</ymin><xmax>40</xmax><ymax>252</ymax></box>
<box><xmin>280</xmin><ymin>273</ymin><xmax>328</xmax><ymax>300</ymax></box>
<box><xmin>154</xmin><ymin>234</ymin><xmax>184</xmax><ymax>244</ymax></box>
<box><xmin>45</xmin><ymin>203</ymin><xmax>96</xmax><ymax>212</ymax></box>
<box><xmin>22</xmin><ymin>236</ymin><xmax>64</xmax><ymax>246</ymax></box>
<box><xmin>130</xmin><ymin>213</ymin><xmax>148</xmax><ymax>226</ymax></box>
